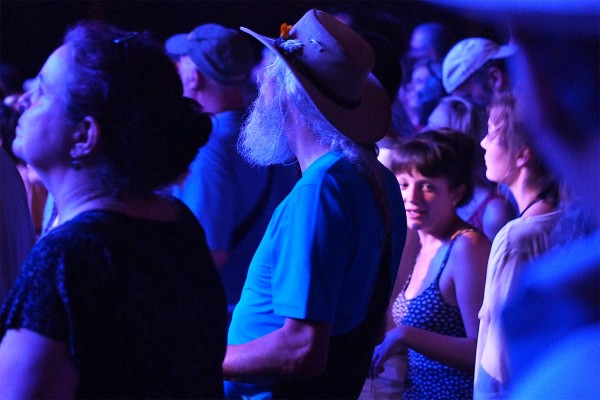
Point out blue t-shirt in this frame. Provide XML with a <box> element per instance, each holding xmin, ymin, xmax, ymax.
<box><xmin>226</xmin><ymin>151</ymin><xmax>406</xmax><ymax>397</ymax></box>
<box><xmin>174</xmin><ymin>110</ymin><xmax>297</xmax><ymax>307</ymax></box>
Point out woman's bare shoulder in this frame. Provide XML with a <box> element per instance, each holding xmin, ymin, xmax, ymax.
<box><xmin>452</xmin><ymin>229</ymin><xmax>491</xmax><ymax>260</ymax></box>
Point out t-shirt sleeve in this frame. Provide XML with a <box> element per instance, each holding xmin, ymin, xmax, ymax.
<box><xmin>1</xmin><ymin>235</ymin><xmax>70</xmax><ymax>342</ymax></box>
<box><xmin>271</xmin><ymin>178</ymin><xmax>354</xmax><ymax>323</ymax></box>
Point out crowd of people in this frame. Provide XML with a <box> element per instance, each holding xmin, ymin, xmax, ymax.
<box><xmin>0</xmin><ymin>2</ymin><xmax>597</xmax><ymax>399</ymax></box>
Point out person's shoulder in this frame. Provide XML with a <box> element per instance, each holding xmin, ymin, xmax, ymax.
<box><xmin>453</xmin><ymin>229</ymin><xmax>491</xmax><ymax>254</ymax></box>
<box><xmin>23</xmin><ymin>220</ymin><xmax>104</xmax><ymax>274</ymax></box>
<box><xmin>505</xmin><ymin>211</ymin><xmax>561</xmax><ymax>241</ymax></box>
<box><xmin>302</xmin><ymin>152</ymin><xmax>346</xmax><ymax>182</ymax></box>
<box><xmin>37</xmin><ymin>215</ymin><xmax>105</xmax><ymax>249</ymax></box>
<box><xmin>484</xmin><ymin>196</ymin><xmax>517</xmax><ymax>219</ymax></box>
<box><xmin>380</xmin><ymin>161</ymin><xmax>399</xmax><ymax>185</ymax></box>
<box><xmin>211</xmin><ymin>110</ymin><xmax>245</xmax><ymax>139</ymax></box>
<box><xmin>448</xmin><ymin>229</ymin><xmax>490</xmax><ymax>278</ymax></box>
<box><xmin>196</xmin><ymin>111</ymin><xmax>243</xmax><ymax>155</ymax></box>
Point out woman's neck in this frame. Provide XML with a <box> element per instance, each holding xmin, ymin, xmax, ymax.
<box><xmin>509</xmin><ymin>178</ymin><xmax>554</xmax><ymax>218</ymax></box>
<box><xmin>418</xmin><ymin>214</ymin><xmax>467</xmax><ymax>248</ymax></box>
<box><xmin>53</xmin><ymin>182</ymin><xmax>176</xmax><ymax>223</ymax></box>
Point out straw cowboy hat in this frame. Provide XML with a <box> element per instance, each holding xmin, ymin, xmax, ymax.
<box><xmin>241</xmin><ymin>9</ymin><xmax>391</xmax><ymax>144</ymax></box>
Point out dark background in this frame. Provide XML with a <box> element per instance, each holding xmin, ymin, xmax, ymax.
<box><xmin>0</xmin><ymin>0</ymin><xmax>503</xmax><ymax>83</ymax></box>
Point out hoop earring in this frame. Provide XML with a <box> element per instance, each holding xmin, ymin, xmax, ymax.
<box><xmin>71</xmin><ymin>158</ymin><xmax>82</xmax><ymax>171</ymax></box>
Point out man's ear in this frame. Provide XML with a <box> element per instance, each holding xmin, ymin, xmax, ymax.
<box><xmin>192</xmin><ymin>69</ymin><xmax>205</xmax><ymax>90</ymax></box>
<box><xmin>70</xmin><ymin>116</ymin><xmax>100</xmax><ymax>160</ymax></box>
<box><xmin>515</xmin><ymin>146</ymin><xmax>532</xmax><ymax>169</ymax></box>
<box><xmin>488</xmin><ymin>66</ymin><xmax>504</xmax><ymax>92</ymax></box>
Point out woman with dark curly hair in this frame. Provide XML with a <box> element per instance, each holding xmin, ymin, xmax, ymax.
<box><xmin>0</xmin><ymin>21</ymin><xmax>227</xmax><ymax>398</ymax></box>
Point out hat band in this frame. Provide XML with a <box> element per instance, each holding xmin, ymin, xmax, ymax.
<box><xmin>285</xmin><ymin>54</ymin><xmax>362</xmax><ymax>110</ymax></box>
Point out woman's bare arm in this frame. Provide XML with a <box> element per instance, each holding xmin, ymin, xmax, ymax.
<box><xmin>0</xmin><ymin>328</ymin><xmax>79</xmax><ymax>399</ymax></box>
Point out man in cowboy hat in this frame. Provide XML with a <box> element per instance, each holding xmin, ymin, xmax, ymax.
<box><xmin>222</xmin><ymin>9</ymin><xmax>406</xmax><ymax>398</ymax></box>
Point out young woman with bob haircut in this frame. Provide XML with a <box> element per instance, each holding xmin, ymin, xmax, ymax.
<box><xmin>371</xmin><ymin>130</ymin><xmax>490</xmax><ymax>399</ymax></box>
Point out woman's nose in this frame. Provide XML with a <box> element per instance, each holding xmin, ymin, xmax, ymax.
<box><xmin>403</xmin><ymin>185</ymin><xmax>421</xmax><ymax>203</ymax></box>
<box><xmin>480</xmin><ymin>135</ymin><xmax>488</xmax><ymax>149</ymax></box>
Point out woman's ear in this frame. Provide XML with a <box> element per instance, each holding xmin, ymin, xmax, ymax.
<box><xmin>515</xmin><ymin>146</ymin><xmax>532</xmax><ymax>169</ymax></box>
<box><xmin>70</xmin><ymin>116</ymin><xmax>100</xmax><ymax>160</ymax></box>
<box><xmin>452</xmin><ymin>184</ymin><xmax>466</xmax><ymax>207</ymax></box>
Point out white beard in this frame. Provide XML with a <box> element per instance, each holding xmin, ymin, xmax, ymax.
<box><xmin>237</xmin><ymin>89</ymin><xmax>295</xmax><ymax>166</ymax></box>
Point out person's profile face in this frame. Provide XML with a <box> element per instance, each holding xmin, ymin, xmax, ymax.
<box><xmin>405</xmin><ymin>65</ymin><xmax>432</xmax><ymax>109</ymax></box>
<box><xmin>12</xmin><ymin>45</ymin><xmax>75</xmax><ymax>173</ymax></box>
<box><xmin>454</xmin><ymin>75</ymin><xmax>494</xmax><ymax>107</ymax></box>
<box><xmin>481</xmin><ymin>120</ymin><xmax>512</xmax><ymax>185</ymax></box>
<box><xmin>409</xmin><ymin>28</ymin><xmax>434</xmax><ymax>59</ymax></box>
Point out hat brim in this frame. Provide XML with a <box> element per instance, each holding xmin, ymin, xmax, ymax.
<box><xmin>492</xmin><ymin>43</ymin><xmax>519</xmax><ymax>60</ymax></box>
<box><xmin>240</xmin><ymin>27</ymin><xmax>391</xmax><ymax>144</ymax></box>
<box><xmin>165</xmin><ymin>33</ymin><xmax>189</xmax><ymax>56</ymax></box>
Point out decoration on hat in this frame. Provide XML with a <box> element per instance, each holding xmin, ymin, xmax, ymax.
<box><xmin>274</xmin><ymin>23</ymin><xmax>303</xmax><ymax>54</ymax></box>
<box><xmin>280</xmin><ymin>23</ymin><xmax>292</xmax><ymax>39</ymax></box>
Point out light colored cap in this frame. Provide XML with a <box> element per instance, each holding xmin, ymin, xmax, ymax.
<box><xmin>442</xmin><ymin>37</ymin><xmax>518</xmax><ymax>93</ymax></box>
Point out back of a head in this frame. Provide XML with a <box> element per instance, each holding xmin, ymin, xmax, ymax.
<box><xmin>427</xmin><ymin>95</ymin><xmax>487</xmax><ymax>143</ymax></box>
<box><xmin>63</xmin><ymin>21</ymin><xmax>211</xmax><ymax>196</ymax></box>
<box><xmin>410</xmin><ymin>22</ymin><xmax>456</xmax><ymax>60</ymax></box>
<box><xmin>390</xmin><ymin>129</ymin><xmax>475</xmax><ymax>206</ymax></box>
<box><xmin>166</xmin><ymin>23</ymin><xmax>255</xmax><ymax>87</ymax></box>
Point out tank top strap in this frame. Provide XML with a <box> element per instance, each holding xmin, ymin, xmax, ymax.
<box><xmin>436</xmin><ymin>228</ymin><xmax>476</xmax><ymax>280</ymax></box>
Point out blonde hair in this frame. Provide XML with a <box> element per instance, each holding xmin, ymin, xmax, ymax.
<box><xmin>427</xmin><ymin>95</ymin><xmax>487</xmax><ymax>142</ymax></box>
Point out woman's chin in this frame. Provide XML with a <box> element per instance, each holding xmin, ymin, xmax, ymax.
<box><xmin>407</xmin><ymin>221</ymin><xmax>424</xmax><ymax>231</ymax></box>
<box><xmin>11</xmin><ymin>142</ymin><xmax>25</xmax><ymax>162</ymax></box>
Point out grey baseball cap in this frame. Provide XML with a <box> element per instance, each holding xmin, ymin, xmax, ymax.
<box><xmin>166</xmin><ymin>23</ymin><xmax>255</xmax><ymax>86</ymax></box>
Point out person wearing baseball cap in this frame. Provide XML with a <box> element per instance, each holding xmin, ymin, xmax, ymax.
<box><xmin>442</xmin><ymin>37</ymin><xmax>517</xmax><ymax>107</ymax></box>
<box><xmin>166</xmin><ymin>23</ymin><xmax>255</xmax><ymax>87</ymax></box>
<box><xmin>222</xmin><ymin>9</ymin><xmax>406</xmax><ymax>399</ymax></box>
<box><xmin>166</xmin><ymin>24</ymin><xmax>298</xmax><ymax>315</ymax></box>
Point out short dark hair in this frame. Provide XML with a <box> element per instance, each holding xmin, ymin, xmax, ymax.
<box><xmin>389</xmin><ymin>129</ymin><xmax>475</xmax><ymax>207</ymax></box>
<box><xmin>62</xmin><ymin>21</ymin><xmax>211</xmax><ymax>196</ymax></box>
